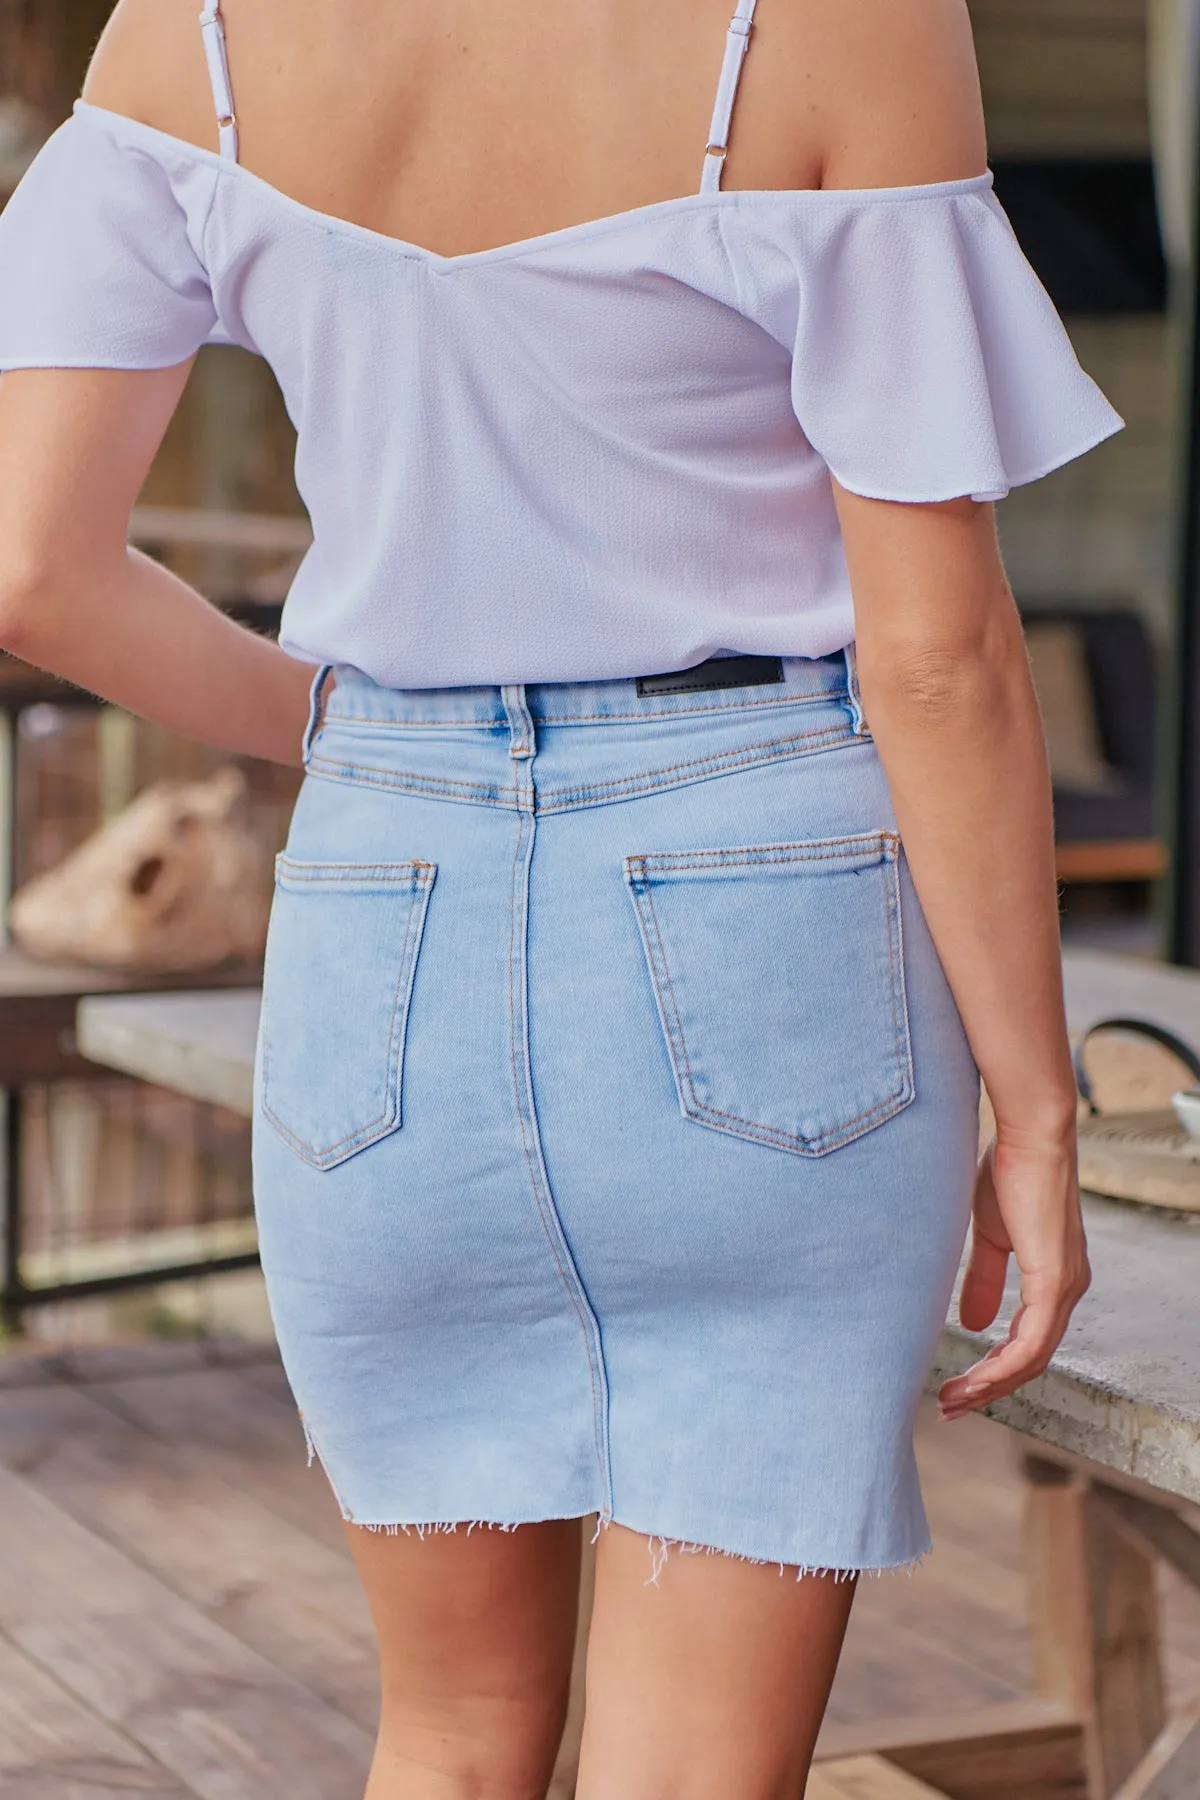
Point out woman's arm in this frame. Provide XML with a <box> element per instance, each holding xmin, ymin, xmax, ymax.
<box><xmin>810</xmin><ymin>0</ymin><xmax>1089</xmax><ymax>1414</ymax></box>
<box><xmin>836</xmin><ymin>488</ymin><xmax>1089</xmax><ymax>1419</ymax></box>
<box><xmin>0</xmin><ymin>366</ymin><xmax>316</xmax><ymax>765</ymax></box>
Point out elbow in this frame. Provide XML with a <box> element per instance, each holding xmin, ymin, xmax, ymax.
<box><xmin>861</xmin><ymin>620</ymin><xmax>1022</xmax><ymax>725</ymax></box>
<box><xmin>0</xmin><ymin>545</ymin><xmax>82</xmax><ymax>659</ymax></box>
<box><xmin>0</xmin><ymin>560</ymin><xmax>48</xmax><ymax>659</ymax></box>
<box><xmin>879</xmin><ymin>646</ymin><xmax>992</xmax><ymax>720</ymax></box>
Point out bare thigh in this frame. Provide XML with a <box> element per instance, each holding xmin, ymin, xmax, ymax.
<box><xmin>347</xmin><ymin>1517</ymin><xmax>582</xmax><ymax>1800</ymax></box>
<box><xmin>576</xmin><ymin>1524</ymin><xmax>856</xmax><ymax>1800</ymax></box>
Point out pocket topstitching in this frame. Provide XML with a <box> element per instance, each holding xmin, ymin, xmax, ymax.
<box><xmin>623</xmin><ymin>833</ymin><xmax>913</xmax><ymax>1156</ymax></box>
<box><xmin>259</xmin><ymin>856</ymin><xmax>436</xmax><ymax>1168</ymax></box>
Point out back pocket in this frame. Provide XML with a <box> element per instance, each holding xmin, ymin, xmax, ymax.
<box><xmin>260</xmin><ymin>857</ymin><xmax>436</xmax><ymax>1169</ymax></box>
<box><xmin>624</xmin><ymin>833</ymin><xmax>912</xmax><ymax>1157</ymax></box>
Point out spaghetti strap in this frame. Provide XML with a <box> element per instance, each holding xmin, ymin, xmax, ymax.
<box><xmin>198</xmin><ymin>3</ymin><xmax>239</xmax><ymax>163</ymax></box>
<box><xmin>700</xmin><ymin>0</ymin><xmax>758</xmax><ymax>195</ymax></box>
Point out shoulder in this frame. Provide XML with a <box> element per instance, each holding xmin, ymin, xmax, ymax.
<box><xmin>776</xmin><ymin>0</ymin><xmax>988</xmax><ymax>190</ymax></box>
<box><xmin>81</xmin><ymin>0</ymin><xmax>223</xmax><ymax>151</ymax></box>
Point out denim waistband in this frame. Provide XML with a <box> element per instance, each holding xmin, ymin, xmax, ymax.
<box><xmin>306</xmin><ymin>648</ymin><xmax>864</xmax><ymax>758</ymax></box>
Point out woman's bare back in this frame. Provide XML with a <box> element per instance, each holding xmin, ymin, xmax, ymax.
<box><xmin>82</xmin><ymin>0</ymin><xmax>985</xmax><ymax>259</ymax></box>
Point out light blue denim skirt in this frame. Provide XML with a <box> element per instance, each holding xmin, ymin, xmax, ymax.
<box><xmin>252</xmin><ymin>650</ymin><xmax>979</xmax><ymax>1573</ymax></box>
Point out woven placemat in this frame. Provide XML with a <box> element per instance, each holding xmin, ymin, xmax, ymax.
<box><xmin>1077</xmin><ymin>1109</ymin><xmax>1200</xmax><ymax>1212</ymax></box>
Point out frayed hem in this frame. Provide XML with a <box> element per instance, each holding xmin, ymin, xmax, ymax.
<box><xmin>296</xmin><ymin>1418</ymin><xmax>930</xmax><ymax>1574</ymax></box>
<box><xmin>331</xmin><ymin>1502</ymin><xmax>929</xmax><ymax>1584</ymax></box>
<box><xmin>635</xmin><ymin>1532</ymin><xmax>931</xmax><ymax>1587</ymax></box>
<box><xmin>352</xmin><ymin>1518</ymin><xmax>525</xmax><ymax>1538</ymax></box>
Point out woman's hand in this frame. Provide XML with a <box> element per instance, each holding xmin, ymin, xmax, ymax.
<box><xmin>938</xmin><ymin>1133</ymin><xmax>1091</xmax><ymax>1421</ymax></box>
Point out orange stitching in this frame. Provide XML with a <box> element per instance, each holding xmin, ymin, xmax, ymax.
<box><xmin>626</xmin><ymin>834</ymin><xmax>898</xmax><ymax>875</ymax></box>
<box><xmin>276</xmin><ymin>858</ymin><xmax>435</xmax><ymax>878</ymax></box>
<box><xmin>639</xmin><ymin>878</ymin><xmax>699</xmax><ymax>1115</ymax></box>
<box><xmin>882</xmin><ymin>843</ymin><xmax>915</xmax><ymax>1106</ymax></box>
<box><xmin>262</xmin><ymin>866</ymin><xmax>435</xmax><ymax>1164</ymax></box>
<box><xmin>547</xmin><ymin>725</ymin><xmax>848</xmax><ymax>792</ymax></box>
<box><xmin>687</xmin><ymin>1087</ymin><xmax>907</xmax><ymax>1148</ymax></box>
<box><xmin>307</xmin><ymin>721</ymin><xmax>857</xmax><ymax>814</ymax></box>
<box><xmin>307</xmin><ymin>754</ymin><xmax>516</xmax><ymax>803</ymax></box>
<box><xmin>626</xmin><ymin>832</ymin><xmax>913</xmax><ymax>1154</ymax></box>
<box><xmin>537</xmin><ymin>725</ymin><xmax>855</xmax><ymax>812</ymax></box>
<box><xmin>318</xmin><ymin>725</ymin><xmax>847</xmax><ymax>795</ymax></box>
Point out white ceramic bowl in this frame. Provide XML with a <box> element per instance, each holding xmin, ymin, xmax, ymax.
<box><xmin>1171</xmin><ymin>1088</ymin><xmax>1200</xmax><ymax>1139</ymax></box>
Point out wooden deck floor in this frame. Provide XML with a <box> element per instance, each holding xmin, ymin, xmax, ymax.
<box><xmin>1</xmin><ymin>1341</ymin><xmax>1199</xmax><ymax>1798</ymax></box>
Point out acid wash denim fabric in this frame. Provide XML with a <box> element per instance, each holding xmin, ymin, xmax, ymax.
<box><xmin>251</xmin><ymin>650</ymin><xmax>980</xmax><ymax>1572</ymax></box>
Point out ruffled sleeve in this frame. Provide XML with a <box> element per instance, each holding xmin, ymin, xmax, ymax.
<box><xmin>735</xmin><ymin>179</ymin><xmax>1123</xmax><ymax>504</ymax></box>
<box><xmin>0</xmin><ymin>108</ymin><xmax>220</xmax><ymax>372</ymax></box>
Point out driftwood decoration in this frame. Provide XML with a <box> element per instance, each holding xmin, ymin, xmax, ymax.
<box><xmin>8</xmin><ymin>766</ymin><xmax>273</xmax><ymax>973</ymax></box>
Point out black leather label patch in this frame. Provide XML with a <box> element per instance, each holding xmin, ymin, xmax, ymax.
<box><xmin>635</xmin><ymin>655</ymin><xmax>786</xmax><ymax>698</ymax></box>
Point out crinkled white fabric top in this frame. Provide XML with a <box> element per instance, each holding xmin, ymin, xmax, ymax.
<box><xmin>0</xmin><ymin>103</ymin><xmax>1123</xmax><ymax>687</ymax></box>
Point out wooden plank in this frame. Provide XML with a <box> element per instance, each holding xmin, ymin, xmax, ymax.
<box><xmin>831</xmin><ymin>1606</ymin><xmax>1024</xmax><ymax>1729</ymax></box>
<box><xmin>918</xmin><ymin>1406</ymin><xmax>1027</xmax><ymax>1559</ymax></box>
<box><xmin>998</xmin><ymin>1443</ymin><xmax>1200</xmax><ymax>1706</ymax></box>
<box><xmin>76</xmin><ymin>991</ymin><xmax>260</xmax><ymax>1118</ymax></box>
<box><xmin>232</xmin><ymin>1358</ymin><xmax>295</xmax><ymax>1406</ymax></box>
<box><xmin>0</xmin><ymin>1351</ymin><xmax>61</xmax><ymax>1390</ymax></box>
<box><xmin>887</xmin><ymin>1725</ymin><xmax>1087</xmax><ymax>1800</ymax></box>
<box><xmin>0</xmin><ymin>950</ymin><xmax>261</xmax><ymax>1088</ymax></box>
<box><xmin>0</xmin><ymin>1340</ymin><xmax>278</xmax><ymax>1391</ymax></box>
<box><xmin>840</xmin><ymin>1536</ymin><xmax>1030</xmax><ymax>1696</ymax></box>
<box><xmin>1023</xmin><ymin>1458</ymin><xmax>1166</xmax><ymax>1796</ymax></box>
<box><xmin>86</xmin><ymin>1366</ymin><xmax>350</xmax><ymax>1554</ymax></box>
<box><xmin>1093</xmin><ymin>1485</ymin><xmax>1200</xmax><ymax>1595</ymax></box>
<box><xmin>0</xmin><ymin>1632</ymin><xmax>192</xmax><ymax>1800</ymax></box>
<box><xmin>52</xmin><ymin>1340</ymin><xmax>280</xmax><ymax>1385</ymax></box>
<box><xmin>884</xmin><ymin>1728</ymin><xmax>1084</xmax><ymax>1800</ymax></box>
<box><xmin>129</xmin><ymin>507</ymin><xmax>311</xmax><ymax>556</ymax></box>
<box><xmin>816</xmin><ymin>1699</ymin><xmax>1078</xmax><ymax>1760</ymax></box>
<box><xmin>971</xmin><ymin>0</ymin><xmax>1147</xmax><ymax>26</ymax></box>
<box><xmin>1113</xmin><ymin>1699</ymin><xmax>1200</xmax><ymax>1800</ymax></box>
<box><xmin>0</xmin><ymin>1461</ymin><xmax>372</xmax><ymax>1798</ymax></box>
<box><xmin>807</xmin><ymin>1755</ymin><xmax>946</xmax><ymax>1800</ymax></box>
<box><xmin>1056</xmin><ymin>841</ymin><xmax>1167</xmax><ymax>885</ymax></box>
<box><xmin>1081</xmin><ymin>1475</ymin><xmax>1166</xmax><ymax>1795</ymax></box>
<box><xmin>19</xmin><ymin>1218</ymin><xmax>258</xmax><ymax>1290</ymax></box>
<box><xmin>968</xmin><ymin>0</ymin><xmax>1149</xmax><ymax>156</ymax></box>
<box><xmin>0</xmin><ymin>944</ymin><xmax>261</xmax><ymax>1001</ymax></box>
<box><xmin>817</xmin><ymin>1705</ymin><xmax>1086</xmax><ymax>1800</ymax></box>
<box><xmin>0</xmin><ymin>655</ymin><xmax>103</xmax><ymax>713</ymax></box>
<box><xmin>1023</xmin><ymin>1460</ymin><xmax>1095</xmax><ymax>1714</ymax></box>
<box><xmin>977</xmin><ymin>33</ymin><xmax>1146</xmax><ymax>108</ymax></box>
<box><xmin>0</xmin><ymin>1382</ymin><xmax>379</xmax><ymax>1733</ymax></box>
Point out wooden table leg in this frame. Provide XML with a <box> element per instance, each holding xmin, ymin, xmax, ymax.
<box><xmin>1024</xmin><ymin>1455</ymin><xmax>1167</xmax><ymax>1798</ymax></box>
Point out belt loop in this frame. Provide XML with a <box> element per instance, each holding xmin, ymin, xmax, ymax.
<box><xmin>302</xmin><ymin>663</ymin><xmax>334</xmax><ymax>764</ymax></box>
<box><xmin>501</xmin><ymin>684</ymin><xmax>535</xmax><ymax>759</ymax></box>
<box><xmin>843</xmin><ymin>644</ymin><xmax>868</xmax><ymax>736</ymax></box>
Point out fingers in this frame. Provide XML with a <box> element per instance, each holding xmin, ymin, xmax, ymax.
<box><xmin>939</xmin><ymin>1256</ymin><xmax>1090</xmax><ymax>1422</ymax></box>
<box><xmin>956</xmin><ymin>1231</ymin><xmax>1008</xmax><ymax>1334</ymax></box>
<box><xmin>939</xmin><ymin>1130</ymin><xmax>1090</xmax><ymax>1422</ymax></box>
